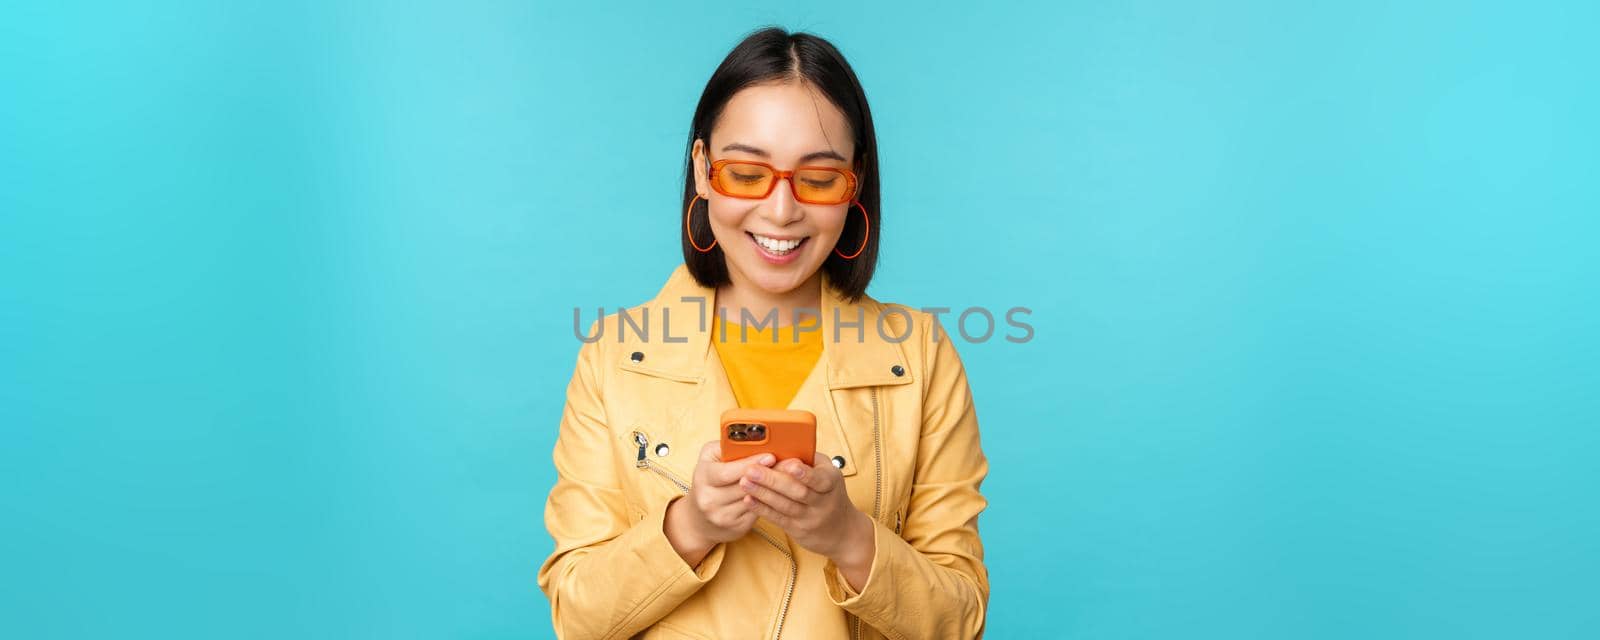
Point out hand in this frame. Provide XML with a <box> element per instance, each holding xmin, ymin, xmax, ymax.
<box><xmin>664</xmin><ymin>441</ymin><xmax>777</xmax><ymax>567</ymax></box>
<box><xmin>739</xmin><ymin>453</ymin><xmax>876</xmax><ymax>588</ymax></box>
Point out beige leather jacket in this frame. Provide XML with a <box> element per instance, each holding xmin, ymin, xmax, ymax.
<box><xmin>539</xmin><ymin>265</ymin><xmax>989</xmax><ymax>639</ymax></box>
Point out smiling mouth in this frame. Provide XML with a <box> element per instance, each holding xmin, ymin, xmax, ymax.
<box><xmin>747</xmin><ymin>232</ymin><xmax>809</xmax><ymax>256</ymax></box>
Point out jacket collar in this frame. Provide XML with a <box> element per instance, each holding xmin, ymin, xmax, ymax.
<box><xmin>618</xmin><ymin>264</ymin><xmax>915</xmax><ymax>390</ymax></box>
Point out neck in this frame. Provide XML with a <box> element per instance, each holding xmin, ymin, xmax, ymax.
<box><xmin>716</xmin><ymin>270</ymin><xmax>823</xmax><ymax>329</ymax></box>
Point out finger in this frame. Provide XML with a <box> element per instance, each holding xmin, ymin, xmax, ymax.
<box><xmin>745</xmin><ymin>464</ymin><xmax>812</xmax><ymax>503</ymax></box>
<box><xmin>707</xmin><ymin>492</ymin><xmax>754</xmax><ymax>521</ymax></box>
<box><xmin>699</xmin><ymin>440</ymin><xmax>722</xmax><ymax>463</ymax></box>
<box><xmin>729</xmin><ymin>506</ymin><xmax>758</xmax><ymax>531</ymax></box>
<box><xmin>740</xmin><ymin>475</ymin><xmax>806</xmax><ymax>517</ymax></box>
<box><xmin>807</xmin><ymin>453</ymin><xmax>840</xmax><ymax>492</ymax></box>
<box><xmin>697</xmin><ymin>483</ymin><xmax>751</xmax><ymax>509</ymax></box>
<box><xmin>775</xmin><ymin>458</ymin><xmax>809</xmax><ymax>481</ymax></box>
<box><xmin>779</xmin><ymin>457</ymin><xmax>831</xmax><ymax>493</ymax></box>
<box><xmin>707</xmin><ymin>501</ymin><xmax>754</xmax><ymax>530</ymax></box>
<box><xmin>745</xmin><ymin>494</ymin><xmax>794</xmax><ymax>529</ymax></box>
<box><xmin>707</xmin><ymin>453</ymin><xmax>776</xmax><ymax>485</ymax></box>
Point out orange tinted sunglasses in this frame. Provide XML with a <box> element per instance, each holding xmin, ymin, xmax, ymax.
<box><xmin>707</xmin><ymin>157</ymin><xmax>859</xmax><ymax>206</ymax></box>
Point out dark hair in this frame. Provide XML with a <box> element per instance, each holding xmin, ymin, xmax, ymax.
<box><xmin>681</xmin><ymin>27</ymin><xmax>880</xmax><ymax>301</ymax></box>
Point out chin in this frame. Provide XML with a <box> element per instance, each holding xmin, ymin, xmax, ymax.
<box><xmin>740</xmin><ymin>256</ymin><xmax>823</xmax><ymax>295</ymax></box>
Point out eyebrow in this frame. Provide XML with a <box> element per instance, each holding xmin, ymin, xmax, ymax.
<box><xmin>720</xmin><ymin>142</ymin><xmax>848</xmax><ymax>164</ymax></box>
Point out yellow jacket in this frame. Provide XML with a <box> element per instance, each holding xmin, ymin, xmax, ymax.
<box><xmin>539</xmin><ymin>265</ymin><xmax>990</xmax><ymax>639</ymax></box>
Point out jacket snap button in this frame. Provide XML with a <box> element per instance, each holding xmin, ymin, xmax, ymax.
<box><xmin>890</xmin><ymin>364</ymin><xmax>905</xmax><ymax>377</ymax></box>
<box><xmin>630</xmin><ymin>351</ymin><xmax>645</xmax><ymax>363</ymax></box>
<box><xmin>831</xmin><ymin>455</ymin><xmax>846</xmax><ymax>469</ymax></box>
<box><xmin>654</xmin><ymin>443</ymin><xmax>670</xmax><ymax>457</ymax></box>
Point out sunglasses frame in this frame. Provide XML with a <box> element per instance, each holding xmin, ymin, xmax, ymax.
<box><xmin>707</xmin><ymin>157</ymin><xmax>859</xmax><ymax>206</ymax></box>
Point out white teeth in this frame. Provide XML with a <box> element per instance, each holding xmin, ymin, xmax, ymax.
<box><xmin>752</xmin><ymin>234</ymin><xmax>803</xmax><ymax>254</ymax></box>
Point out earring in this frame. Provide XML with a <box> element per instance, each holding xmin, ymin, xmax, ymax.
<box><xmin>685</xmin><ymin>195</ymin><xmax>717</xmax><ymax>253</ymax></box>
<box><xmin>834</xmin><ymin>200</ymin><xmax>870</xmax><ymax>259</ymax></box>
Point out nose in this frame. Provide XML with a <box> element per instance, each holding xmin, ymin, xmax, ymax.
<box><xmin>763</xmin><ymin>175</ymin><xmax>802</xmax><ymax>226</ymax></box>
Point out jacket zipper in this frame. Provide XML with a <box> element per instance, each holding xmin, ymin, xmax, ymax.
<box><xmin>634</xmin><ymin>432</ymin><xmax>690</xmax><ymax>490</ymax></box>
<box><xmin>634</xmin><ymin>431</ymin><xmax>797</xmax><ymax>640</ymax></box>
<box><xmin>870</xmin><ymin>387</ymin><xmax>883</xmax><ymax>523</ymax></box>
<box><xmin>851</xmin><ymin>388</ymin><xmax>884</xmax><ymax>640</ymax></box>
<box><xmin>751</xmin><ymin>527</ymin><xmax>798</xmax><ymax>640</ymax></box>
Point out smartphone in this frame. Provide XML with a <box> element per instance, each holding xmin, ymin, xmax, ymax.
<box><xmin>719</xmin><ymin>408</ymin><xmax>816</xmax><ymax>463</ymax></box>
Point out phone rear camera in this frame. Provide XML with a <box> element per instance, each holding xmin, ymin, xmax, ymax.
<box><xmin>727</xmin><ymin>423</ymin><xmax>766</xmax><ymax>442</ymax></box>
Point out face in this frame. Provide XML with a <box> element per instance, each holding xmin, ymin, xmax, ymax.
<box><xmin>692</xmin><ymin>81</ymin><xmax>858</xmax><ymax>296</ymax></box>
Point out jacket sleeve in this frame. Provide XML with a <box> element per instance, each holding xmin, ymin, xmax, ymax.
<box><xmin>537</xmin><ymin>330</ymin><xmax>728</xmax><ymax>639</ymax></box>
<box><xmin>822</xmin><ymin>315</ymin><xmax>991</xmax><ymax>639</ymax></box>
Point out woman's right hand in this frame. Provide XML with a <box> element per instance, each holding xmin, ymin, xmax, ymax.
<box><xmin>664</xmin><ymin>441</ymin><xmax>776</xmax><ymax>567</ymax></box>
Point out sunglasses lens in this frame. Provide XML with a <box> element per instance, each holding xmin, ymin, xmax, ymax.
<box><xmin>793</xmin><ymin>168</ymin><xmax>852</xmax><ymax>204</ymax></box>
<box><xmin>714</xmin><ymin>162</ymin><xmax>775</xmax><ymax>198</ymax></box>
<box><xmin>712</xmin><ymin>162</ymin><xmax>854</xmax><ymax>204</ymax></box>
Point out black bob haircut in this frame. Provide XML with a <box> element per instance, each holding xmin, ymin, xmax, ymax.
<box><xmin>681</xmin><ymin>27</ymin><xmax>880</xmax><ymax>302</ymax></box>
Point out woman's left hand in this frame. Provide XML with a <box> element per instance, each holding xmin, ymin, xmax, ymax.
<box><xmin>739</xmin><ymin>453</ymin><xmax>876</xmax><ymax>584</ymax></box>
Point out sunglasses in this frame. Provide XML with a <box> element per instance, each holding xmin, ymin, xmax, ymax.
<box><xmin>706</xmin><ymin>157</ymin><xmax>859</xmax><ymax>206</ymax></box>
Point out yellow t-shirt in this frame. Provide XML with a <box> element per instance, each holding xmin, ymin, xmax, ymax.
<box><xmin>711</xmin><ymin>314</ymin><xmax>823</xmax><ymax>409</ymax></box>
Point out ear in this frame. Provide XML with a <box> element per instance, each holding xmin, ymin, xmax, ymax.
<box><xmin>692</xmin><ymin>138</ymin><xmax>710</xmax><ymax>198</ymax></box>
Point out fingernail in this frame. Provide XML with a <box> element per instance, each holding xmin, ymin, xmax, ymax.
<box><xmin>788</xmin><ymin>467</ymin><xmax>804</xmax><ymax>478</ymax></box>
<box><xmin>761</xmin><ymin>454</ymin><xmax>776</xmax><ymax>465</ymax></box>
<box><xmin>746</xmin><ymin>468</ymin><xmax>762</xmax><ymax>482</ymax></box>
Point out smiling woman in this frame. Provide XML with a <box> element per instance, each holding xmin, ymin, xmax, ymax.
<box><xmin>539</xmin><ymin>26</ymin><xmax>989</xmax><ymax>640</ymax></box>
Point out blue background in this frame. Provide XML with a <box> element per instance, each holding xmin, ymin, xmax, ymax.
<box><xmin>3</xmin><ymin>1</ymin><xmax>1596</xmax><ymax>637</ymax></box>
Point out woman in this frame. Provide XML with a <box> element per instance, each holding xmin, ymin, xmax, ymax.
<box><xmin>538</xmin><ymin>27</ymin><xmax>989</xmax><ymax>639</ymax></box>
